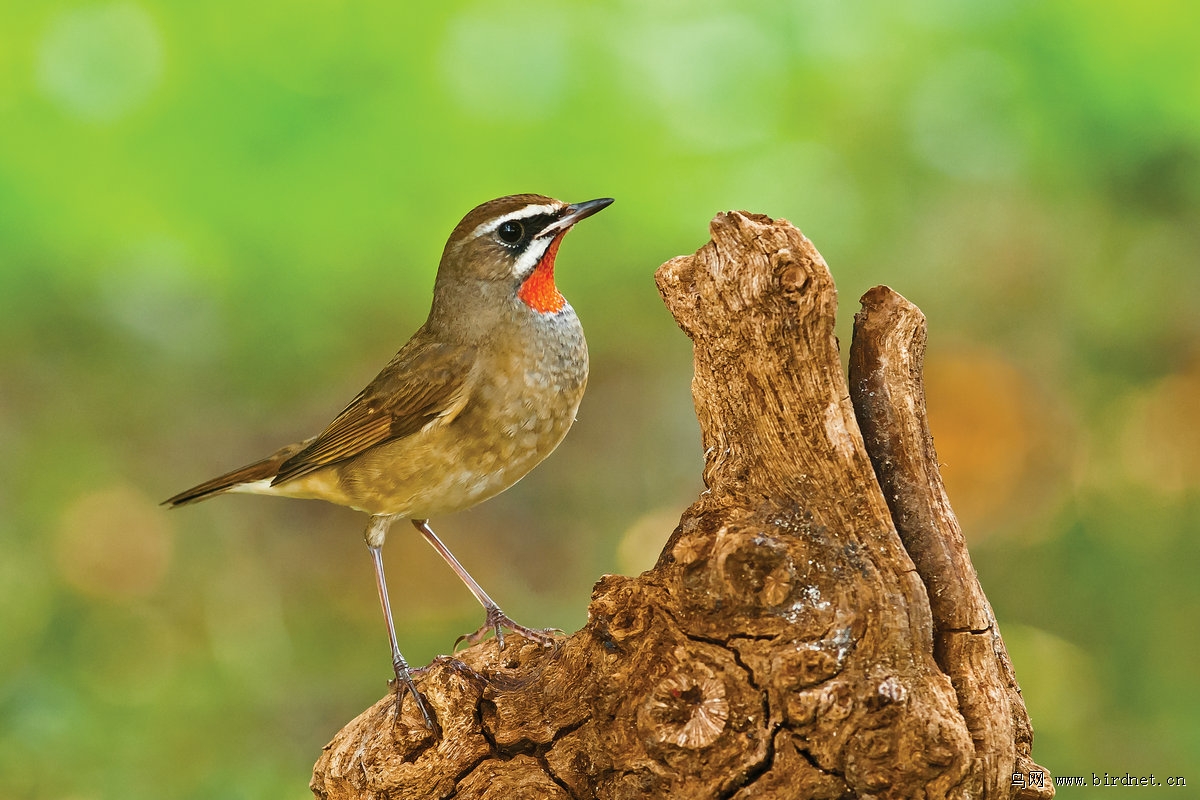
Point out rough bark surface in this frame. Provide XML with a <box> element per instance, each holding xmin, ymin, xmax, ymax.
<box><xmin>310</xmin><ymin>211</ymin><xmax>1052</xmax><ymax>799</ymax></box>
<box><xmin>849</xmin><ymin>288</ymin><xmax>1053</xmax><ymax>799</ymax></box>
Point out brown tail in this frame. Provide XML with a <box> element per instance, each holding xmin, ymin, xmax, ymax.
<box><xmin>163</xmin><ymin>441</ymin><xmax>308</xmax><ymax>507</ymax></box>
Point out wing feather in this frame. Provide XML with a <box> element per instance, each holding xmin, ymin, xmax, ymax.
<box><xmin>272</xmin><ymin>339</ymin><xmax>474</xmax><ymax>485</ymax></box>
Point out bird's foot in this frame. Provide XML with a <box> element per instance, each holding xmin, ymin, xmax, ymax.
<box><xmin>454</xmin><ymin>605</ymin><xmax>562</xmax><ymax>651</ymax></box>
<box><xmin>387</xmin><ymin>663</ymin><xmax>441</xmax><ymax>737</ymax></box>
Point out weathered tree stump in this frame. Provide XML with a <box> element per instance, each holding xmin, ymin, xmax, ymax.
<box><xmin>310</xmin><ymin>211</ymin><xmax>1053</xmax><ymax>799</ymax></box>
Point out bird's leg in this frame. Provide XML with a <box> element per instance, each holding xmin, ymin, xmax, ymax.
<box><xmin>365</xmin><ymin>514</ymin><xmax>438</xmax><ymax>734</ymax></box>
<box><xmin>411</xmin><ymin>518</ymin><xmax>559</xmax><ymax>650</ymax></box>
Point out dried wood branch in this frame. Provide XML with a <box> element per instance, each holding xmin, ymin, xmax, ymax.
<box><xmin>850</xmin><ymin>286</ymin><xmax>1053</xmax><ymax>799</ymax></box>
<box><xmin>310</xmin><ymin>212</ymin><xmax>1051</xmax><ymax>800</ymax></box>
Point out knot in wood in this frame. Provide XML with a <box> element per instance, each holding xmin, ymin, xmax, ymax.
<box><xmin>639</xmin><ymin>667</ymin><xmax>729</xmax><ymax>750</ymax></box>
<box><xmin>587</xmin><ymin>574</ymin><xmax>649</xmax><ymax>646</ymax></box>
<box><xmin>785</xmin><ymin>675</ymin><xmax>857</xmax><ymax>730</ymax></box>
<box><xmin>715</xmin><ymin>528</ymin><xmax>795</xmax><ymax>610</ymax></box>
<box><xmin>774</xmin><ymin>631</ymin><xmax>853</xmax><ymax>691</ymax></box>
<box><xmin>819</xmin><ymin>679</ymin><xmax>856</xmax><ymax>722</ymax></box>
<box><xmin>772</xmin><ymin>249</ymin><xmax>810</xmax><ymax>296</ymax></box>
<box><xmin>670</xmin><ymin>533</ymin><xmax>710</xmax><ymax>567</ymax></box>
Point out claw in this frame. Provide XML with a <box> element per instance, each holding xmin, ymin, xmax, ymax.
<box><xmin>387</xmin><ymin>673</ymin><xmax>441</xmax><ymax>738</ymax></box>
<box><xmin>453</xmin><ymin>606</ymin><xmax>562</xmax><ymax>651</ymax></box>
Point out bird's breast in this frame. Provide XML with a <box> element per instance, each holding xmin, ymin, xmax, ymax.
<box><xmin>333</xmin><ymin>308</ymin><xmax>588</xmax><ymax>518</ymax></box>
<box><xmin>468</xmin><ymin>308</ymin><xmax>588</xmax><ymax>457</ymax></box>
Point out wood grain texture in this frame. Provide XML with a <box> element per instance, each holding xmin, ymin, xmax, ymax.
<box><xmin>849</xmin><ymin>286</ymin><xmax>1053</xmax><ymax>799</ymax></box>
<box><xmin>310</xmin><ymin>212</ymin><xmax>1050</xmax><ymax>799</ymax></box>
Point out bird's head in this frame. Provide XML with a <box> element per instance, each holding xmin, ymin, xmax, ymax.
<box><xmin>430</xmin><ymin>194</ymin><xmax>613</xmax><ymax>333</ymax></box>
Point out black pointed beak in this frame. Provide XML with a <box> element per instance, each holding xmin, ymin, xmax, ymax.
<box><xmin>538</xmin><ymin>197</ymin><xmax>614</xmax><ymax>238</ymax></box>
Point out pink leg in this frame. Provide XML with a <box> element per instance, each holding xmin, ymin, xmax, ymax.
<box><xmin>366</xmin><ymin>515</ymin><xmax>437</xmax><ymax>733</ymax></box>
<box><xmin>411</xmin><ymin>519</ymin><xmax>559</xmax><ymax>650</ymax></box>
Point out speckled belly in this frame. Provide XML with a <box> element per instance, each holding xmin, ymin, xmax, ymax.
<box><xmin>325</xmin><ymin>319</ymin><xmax>588</xmax><ymax>518</ymax></box>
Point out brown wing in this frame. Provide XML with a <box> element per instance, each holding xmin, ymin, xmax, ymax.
<box><xmin>271</xmin><ymin>338</ymin><xmax>475</xmax><ymax>485</ymax></box>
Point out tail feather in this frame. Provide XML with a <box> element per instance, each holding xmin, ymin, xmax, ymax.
<box><xmin>163</xmin><ymin>441</ymin><xmax>308</xmax><ymax>507</ymax></box>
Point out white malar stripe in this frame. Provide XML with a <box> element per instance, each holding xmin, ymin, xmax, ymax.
<box><xmin>510</xmin><ymin>236</ymin><xmax>553</xmax><ymax>279</ymax></box>
<box><xmin>469</xmin><ymin>203</ymin><xmax>562</xmax><ymax>239</ymax></box>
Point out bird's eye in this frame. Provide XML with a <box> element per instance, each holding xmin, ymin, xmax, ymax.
<box><xmin>497</xmin><ymin>220</ymin><xmax>524</xmax><ymax>245</ymax></box>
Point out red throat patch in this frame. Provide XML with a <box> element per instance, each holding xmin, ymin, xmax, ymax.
<box><xmin>518</xmin><ymin>233</ymin><xmax>567</xmax><ymax>314</ymax></box>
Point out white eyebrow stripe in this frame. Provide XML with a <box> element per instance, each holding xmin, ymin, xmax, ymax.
<box><xmin>470</xmin><ymin>203</ymin><xmax>563</xmax><ymax>239</ymax></box>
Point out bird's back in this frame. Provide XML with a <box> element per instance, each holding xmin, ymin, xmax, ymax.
<box><xmin>310</xmin><ymin>302</ymin><xmax>588</xmax><ymax>518</ymax></box>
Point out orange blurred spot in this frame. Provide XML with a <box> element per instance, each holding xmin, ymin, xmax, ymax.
<box><xmin>1120</xmin><ymin>358</ymin><xmax>1200</xmax><ymax>495</ymax></box>
<box><xmin>923</xmin><ymin>349</ymin><xmax>1049</xmax><ymax>538</ymax></box>
<box><xmin>56</xmin><ymin>485</ymin><xmax>173</xmax><ymax>601</ymax></box>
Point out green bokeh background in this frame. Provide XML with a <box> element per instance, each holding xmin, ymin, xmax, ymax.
<box><xmin>3</xmin><ymin>1</ymin><xmax>1199</xmax><ymax>796</ymax></box>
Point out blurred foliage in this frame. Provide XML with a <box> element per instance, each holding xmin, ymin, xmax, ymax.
<box><xmin>1</xmin><ymin>0</ymin><xmax>1198</xmax><ymax>796</ymax></box>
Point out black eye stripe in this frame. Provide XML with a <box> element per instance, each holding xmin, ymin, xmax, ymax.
<box><xmin>494</xmin><ymin>211</ymin><xmax>559</xmax><ymax>247</ymax></box>
<box><xmin>524</xmin><ymin>213</ymin><xmax>557</xmax><ymax>232</ymax></box>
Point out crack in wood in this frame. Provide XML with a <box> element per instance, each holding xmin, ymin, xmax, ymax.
<box><xmin>311</xmin><ymin>212</ymin><xmax>1052</xmax><ymax>800</ymax></box>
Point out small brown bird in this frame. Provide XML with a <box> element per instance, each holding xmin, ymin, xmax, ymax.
<box><xmin>166</xmin><ymin>194</ymin><xmax>612</xmax><ymax>730</ymax></box>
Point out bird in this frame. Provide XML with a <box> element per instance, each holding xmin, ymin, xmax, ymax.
<box><xmin>165</xmin><ymin>194</ymin><xmax>613</xmax><ymax>731</ymax></box>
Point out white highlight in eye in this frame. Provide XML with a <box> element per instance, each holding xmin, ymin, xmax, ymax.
<box><xmin>470</xmin><ymin>203</ymin><xmax>561</xmax><ymax>239</ymax></box>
